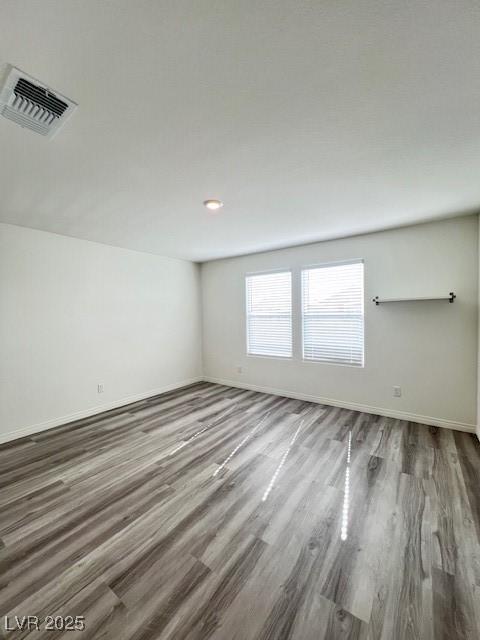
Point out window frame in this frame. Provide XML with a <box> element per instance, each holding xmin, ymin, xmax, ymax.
<box><xmin>300</xmin><ymin>259</ymin><xmax>365</xmax><ymax>368</ymax></box>
<box><xmin>245</xmin><ymin>268</ymin><xmax>293</xmax><ymax>360</ymax></box>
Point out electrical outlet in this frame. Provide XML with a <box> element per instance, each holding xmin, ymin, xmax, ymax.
<box><xmin>97</xmin><ymin>383</ymin><xmax>104</xmax><ymax>394</ymax></box>
<box><xmin>393</xmin><ymin>386</ymin><xmax>401</xmax><ymax>398</ymax></box>
<box><xmin>236</xmin><ymin>366</ymin><xmax>243</xmax><ymax>374</ymax></box>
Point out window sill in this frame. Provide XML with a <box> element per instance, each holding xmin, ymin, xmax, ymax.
<box><xmin>302</xmin><ymin>358</ymin><xmax>364</xmax><ymax>369</ymax></box>
<box><xmin>246</xmin><ymin>353</ymin><xmax>293</xmax><ymax>361</ymax></box>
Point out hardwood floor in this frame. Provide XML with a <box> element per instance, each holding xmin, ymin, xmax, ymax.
<box><xmin>1</xmin><ymin>382</ymin><xmax>479</xmax><ymax>639</ymax></box>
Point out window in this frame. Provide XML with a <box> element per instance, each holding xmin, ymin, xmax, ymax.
<box><xmin>246</xmin><ymin>271</ymin><xmax>292</xmax><ymax>357</ymax></box>
<box><xmin>302</xmin><ymin>261</ymin><xmax>364</xmax><ymax>366</ymax></box>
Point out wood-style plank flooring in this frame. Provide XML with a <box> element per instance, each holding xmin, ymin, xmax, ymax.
<box><xmin>1</xmin><ymin>382</ymin><xmax>479</xmax><ymax>639</ymax></box>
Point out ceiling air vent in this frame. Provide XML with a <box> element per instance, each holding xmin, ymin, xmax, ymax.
<box><xmin>0</xmin><ymin>65</ymin><xmax>77</xmax><ymax>138</ymax></box>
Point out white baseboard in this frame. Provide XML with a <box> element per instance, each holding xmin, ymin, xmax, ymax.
<box><xmin>0</xmin><ymin>377</ymin><xmax>203</xmax><ymax>445</ymax></box>
<box><xmin>203</xmin><ymin>376</ymin><xmax>476</xmax><ymax>433</ymax></box>
<box><xmin>2</xmin><ymin>374</ymin><xmax>475</xmax><ymax>444</ymax></box>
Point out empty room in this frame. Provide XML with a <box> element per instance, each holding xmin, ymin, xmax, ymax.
<box><xmin>0</xmin><ymin>1</ymin><xmax>479</xmax><ymax>639</ymax></box>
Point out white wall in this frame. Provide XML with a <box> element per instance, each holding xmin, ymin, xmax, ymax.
<box><xmin>2</xmin><ymin>216</ymin><xmax>477</xmax><ymax>441</ymax></box>
<box><xmin>0</xmin><ymin>223</ymin><xmax>202</xmax><ymax>442</ymax></box>
<box><xmin>478</xmin><ymin>213</ymin><xmax>480</xmax><ymax>439</ymax></box>
<box><xmin>202</xmin><ymin>216</ymin><xmax>478</xmax><ymax>431</ymax></box>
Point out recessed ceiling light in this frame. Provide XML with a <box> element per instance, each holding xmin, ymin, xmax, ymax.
<box><xmin>203</xmin><ymin>199</ymin><xmax>224</xmax><ymax>211</ymax></box>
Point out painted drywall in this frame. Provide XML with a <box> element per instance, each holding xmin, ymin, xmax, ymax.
<box><xmin>0</xmin><ymin>223</ymin><xmax>202</xmax><ymax>442</ymax></box>
<box><xmin>201</xmin><ymin>216</ymin><xmax>478</xmax><ymax>431</ymax></box>
<box><xmin>478</xmin><ymin>213</ymin><xmax>480</xmax><ymax>439</ymax></box>
<box><xmin>2</xmin><ymin>3</ymin><xmax>480</xmax><ymax>261</ymax></box>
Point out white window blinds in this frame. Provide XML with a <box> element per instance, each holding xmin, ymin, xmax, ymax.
<box><xmin>302</xmin><ymin>261</ymin><xmax>364</xmax><ymax>366</ymax></box>
<box><xmin>246</xmin><ymin>271</ymin><xmax>292</xmax><ymax>357</ymax></box>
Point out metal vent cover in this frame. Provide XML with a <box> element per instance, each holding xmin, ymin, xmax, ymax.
<box><xmin>0</xmin><ymin>65</ymin><xmax>77</xmax><ymax>138</ymax></box>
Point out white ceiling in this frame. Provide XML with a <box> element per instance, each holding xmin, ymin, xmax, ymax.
<box><xmin>1</xmin><ymin>1</ymin><xmax>479</xmax><ymax>262</ymax></box>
